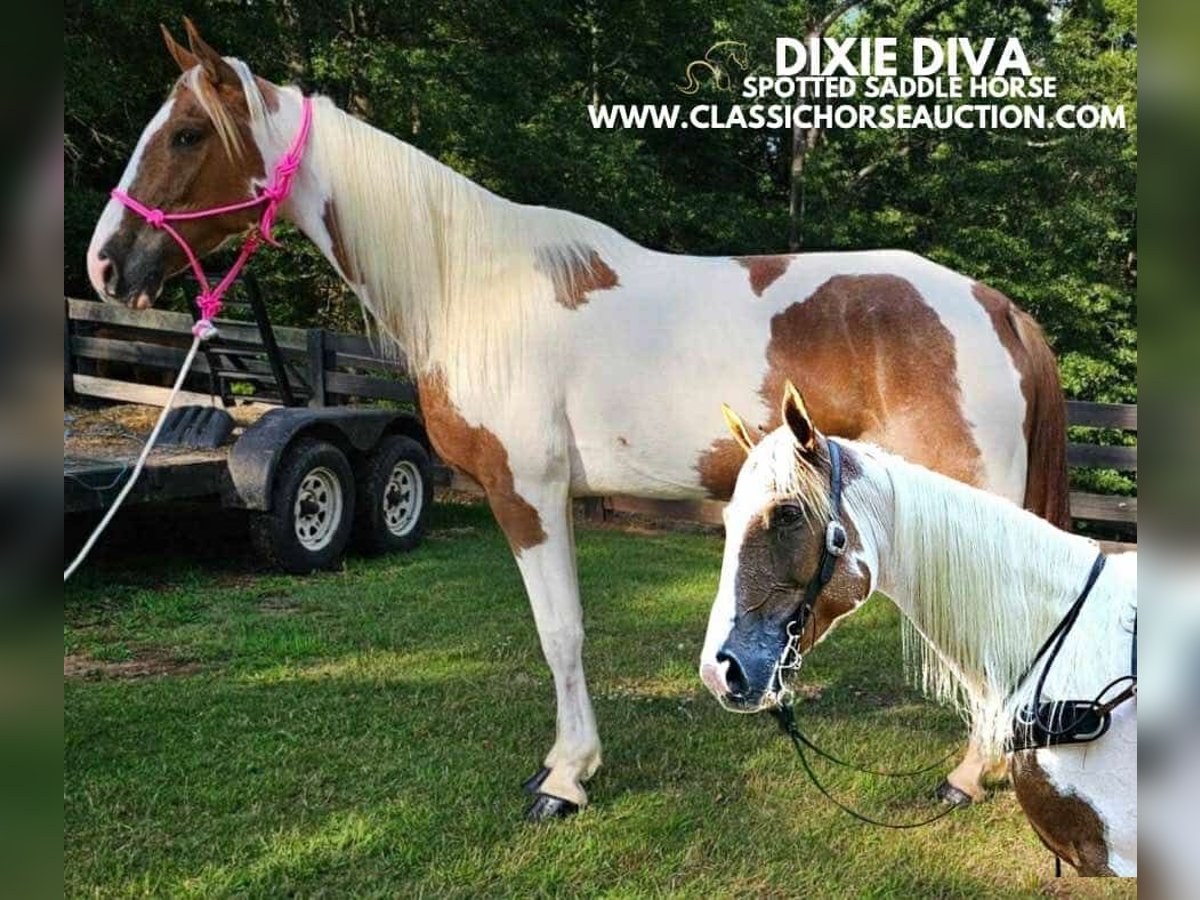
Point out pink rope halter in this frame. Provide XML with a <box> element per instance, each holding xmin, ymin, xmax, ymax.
<box><xmin>112</xmin><ymin>96</ymin><xmax>314</xmax><ymax>340</ymax></box>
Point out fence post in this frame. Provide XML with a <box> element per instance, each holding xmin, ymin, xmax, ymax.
<box><xmin>64</xmin><ymin>301</ymin><xmax>75</xmax><ymax>401</ymax></box>
<box><xmin>306</xmin><ymin>329</ymin><xmax>327</xmax><ymax>408</ymax></box>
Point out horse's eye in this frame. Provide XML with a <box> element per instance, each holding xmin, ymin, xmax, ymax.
<box><xmin>773</xmin><ymin>504</ymin><xmax>805</xmax><ymax>529</ymax></box>
<box><xmin>172</xmin><ymin>127</ymin><xmax>205</xmax><ymax>148</ymax></box>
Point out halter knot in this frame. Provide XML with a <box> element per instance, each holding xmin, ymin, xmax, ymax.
<box><xmin>146</xmin><ymin>208</ymin><xmax>166</xmax><ymax>229</ymax></box>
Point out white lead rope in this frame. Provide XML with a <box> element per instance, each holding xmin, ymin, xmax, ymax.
<box><xmin>64</xmin><ymin>337</ymin><xmax>204</xmax><ymax>582</ymax></box>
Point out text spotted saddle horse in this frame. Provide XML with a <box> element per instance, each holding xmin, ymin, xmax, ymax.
<box><xmin>1008</xmin><ymin>553</ymin><xmax>1138</xmax><ymax>752</ymax></box>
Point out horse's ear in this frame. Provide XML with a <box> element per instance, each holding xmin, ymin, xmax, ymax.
<box><xmin>161</xmin><ymin>24</ymin><xmax>198</xmax><ymax>72</ymax></box>
<box><xmin>722</xmin><ymin>404</ymin><xmax>756</xmax><ymax>456</ymax></box>
<box><xmin>183</xmin><ymin>17</ymin><xmax>238</xmax><ymax>87</ymax></box>
<box><xmin>781</xmin><ymin>381</ymin><xmax>817</xmax><ymax>453</ymax></box>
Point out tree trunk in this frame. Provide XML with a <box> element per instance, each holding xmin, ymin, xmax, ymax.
<box><xmin>787</xmin><ymin>3</ymin><xmax>859</xmax><ymax>250</ymax></box>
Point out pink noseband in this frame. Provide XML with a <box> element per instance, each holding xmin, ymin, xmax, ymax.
<box><xmin>111</xmin><ymin>95</ymin><xmax>313</xmax><ymax>339</ymax></box>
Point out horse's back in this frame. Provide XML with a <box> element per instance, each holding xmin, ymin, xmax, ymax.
<box><xmin>559</xmin><ymin>248</ymin><xmax>1032</xmax><ymax>504</ymax></box>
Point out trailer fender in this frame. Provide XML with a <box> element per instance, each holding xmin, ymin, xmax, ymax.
<box><xmin>224</xmin><ymin>407</ymin><xmax>428</xmax><ymax>510</ymax></box>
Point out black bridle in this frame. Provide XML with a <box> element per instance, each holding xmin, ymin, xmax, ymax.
<box><xmin>776</xmin><ymin>437</ymin><xmax>848</xmax><ymax>674</ymax></box>
<box><xmin>1008</xmin><ymin>551</ymin><xmax>1137</xmax><ymax>752</ymax></box>
<box><xmin>768</xmin><ymin>438</ymin><xmax>965</xmax><ymax>828</ymax></box>
<box><xmin>765</xmin><ymin>439</ymin><xmax>1135</xmax><ymax>832</ymax></box>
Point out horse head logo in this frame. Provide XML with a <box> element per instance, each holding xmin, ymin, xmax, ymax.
<box><xmin>677</xmin><ymin>41</ymin><xmax>750</xmax><ymax>95</ymax></box>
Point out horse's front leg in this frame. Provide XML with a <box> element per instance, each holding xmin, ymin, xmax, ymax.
<box><xmin>489</xmin><ymin>477</ymin><xmax>600</xmax><ymax>820</ymax></box>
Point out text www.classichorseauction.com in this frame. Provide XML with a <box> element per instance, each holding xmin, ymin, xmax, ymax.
<box><xmin>589</xmin><ymin>37</ymin><xmax>1128</xmax><ymax>131</ymax></box>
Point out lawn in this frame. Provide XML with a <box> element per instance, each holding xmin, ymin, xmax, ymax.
<box><xmin>64</xmin><ymin>499</ymin><xmax>1134</xmax><ymax>898</ymax></box>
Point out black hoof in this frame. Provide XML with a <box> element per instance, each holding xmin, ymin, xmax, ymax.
<box><xmin>524</xmin><ymin>792</ymin><xmax>580</xmax><ymax>822</ymax></box>
<box><xmin>935</xmin><ymin>781</ymin><xmax>974</xmax><ymax>807</ymax></box>
<box><xmin>522</xmin><ymin>766</ymin><xmax>551</xmax><ymax>795</ymax></box>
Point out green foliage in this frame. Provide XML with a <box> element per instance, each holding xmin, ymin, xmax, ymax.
<box><xmin>64</xmin><ymin>0</ymin><xmax>1135</xmax><ymax>403</ymax></box>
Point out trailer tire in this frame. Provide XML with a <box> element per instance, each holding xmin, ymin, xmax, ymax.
<box><xmin>249</xmin><ymin>437</ymin><xmax>355</xmax><ymax>573</ymax></box>
<box><xmin>354</xmin><ymin>435</ymin><xmax>432</xmax><ymax>555</ymax></box>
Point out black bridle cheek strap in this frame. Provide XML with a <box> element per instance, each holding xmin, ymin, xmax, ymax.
<box><xmin>768</xmin><ymin>439</ymin><xmax>965</xmax><ymax>829</ymax></box>
<box><xmin>781</xmin><ymin>437</ymin><xmax>848</xmax><ymax>656</ymax></box>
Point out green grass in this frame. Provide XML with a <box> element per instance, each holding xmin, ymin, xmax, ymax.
<box><xmin>65</xmin><ymin>501</ymin><xmax>1134</xmax><ymax>898</ymax></box>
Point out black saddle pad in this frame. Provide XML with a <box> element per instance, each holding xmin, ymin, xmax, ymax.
<box><xmin>1009</xmin><ymin>700</ymin><xmax>1111</xmax><ymax>752</ymax></box>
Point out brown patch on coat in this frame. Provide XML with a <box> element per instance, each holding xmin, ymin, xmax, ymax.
<box><xmin>696</xmin><ymin>436</ymin><xmax>758</xmax><ymax>500</ymax></box>
<box><xmin>322</xmin><ymin>200</ymin><xmax>359</xmax><ymax>283</ymax></box>
<box><xmin>1011</xmin><ymin>753</ymin><xmax>1114</xmax><ymax>876</ymax></box>
<box><xmin>972</xmin><ymin>283</ymin><xmax>1071</xmax><ymax>528</ymax></box>
<box><xmin>697</xmin><ymin>274</ymin><xmax>984</xmax><ymax>501</ymax></box>
<box><xmin>543</xmin><ymin>249</ymin><xmax>620</xmax><ymax>309</ymax></box>
<box><xmin>733</xmin><ymin>255</ymin><xmax>792</xmax><ymax>297</ymax></box>
<box><xmin>417</xmin><ymin>371</ymin><xmax>547</xmax><ymax>554</ymax></box>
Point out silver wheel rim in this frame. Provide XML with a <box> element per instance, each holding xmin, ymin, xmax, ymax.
<box><xmin>293</xmin><ymin>466</ymin><xmax>344</xmax><ymax>551</ymax></box>
<box><xmin>383</xmin><ymin>460</ymin><xmax>423</xmax><ymax>537</ymax></box>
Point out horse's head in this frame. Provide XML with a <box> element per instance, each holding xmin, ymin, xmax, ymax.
<box><xmin>86</xmin><ymin>19</ymin><xmax>283</xmax><ymax>308</ymax></box>
<box><xmin>699</xmin><ymin>383</ymin><xmax>875</xmax><ymax>712</ymax></box>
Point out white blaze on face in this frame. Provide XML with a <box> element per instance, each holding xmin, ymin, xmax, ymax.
<box><xmin>698</xmin><ymin>440</ymin><xmax>779</xmax><ymax>697</ymax></box>
<box><xmin>86</xmin><ymin>97</ymin><xmax>176</xmax><ymax>298</ymax></box>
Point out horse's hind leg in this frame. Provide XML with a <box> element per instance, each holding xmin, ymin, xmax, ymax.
<box><xmin>936</xmin><ymin>738</ymin><xmax>1000</xmax><ymax>805</ymax></box>
<box><xmin>491</xmin><ymin>477</ymin><xmax>601</xmax><ymax>820</ymax></box>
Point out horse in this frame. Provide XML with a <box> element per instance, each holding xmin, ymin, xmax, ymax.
<box><xmin>700</xmin><ymin>384</ymin><xmax>1136</xmax><ymax>876</ymax></box>
<box><xmin>85</xmin><ymin>20</ymin><xmax>1071</xmax><ymax>819</ymax></box>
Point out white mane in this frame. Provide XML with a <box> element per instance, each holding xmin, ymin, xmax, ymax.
<box><xmin>302</xmin><ymin>96</ymin><xmax>637</xmax><ymax>384</ymax></box>
<box><xmin>769</xmin><ymin>435</ymin><xmax>1136</xmax><ymax>757</ymax></box>
<box><xmin>875</xmin><ymin>447</ymin><xmax>1134</xmax><ymax>756</ymax></box>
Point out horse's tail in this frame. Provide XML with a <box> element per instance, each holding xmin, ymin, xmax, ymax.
<box><xmin>1012</xmin><ymin>306</ymin><xmax>1072</xmax><ymax>529</ymax></box>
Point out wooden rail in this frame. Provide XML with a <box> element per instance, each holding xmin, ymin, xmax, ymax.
<box><xmin>66</xmin><ymin>297</ymin><xmax>411</xmax><ymax>410</ymax></box>
<box><xmin>598</xmin><ymin>400</ymin><xmax>1138</xmax><ymax>546</ymax></box>
<box><xmin>1064</xmin><ymin>400</ymin><xmax>1137</xmax><ymax>547</ymax></box>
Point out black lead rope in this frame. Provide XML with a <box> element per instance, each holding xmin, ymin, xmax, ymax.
<box><xmin>771</xmin><ymin>703</ymin><xmax>963</xmax><ymax>829</ymax></box>
<box><xmin>773</xmin><ymin>706</ymin><xmax>960</xmax><ymax>778</ymax></box>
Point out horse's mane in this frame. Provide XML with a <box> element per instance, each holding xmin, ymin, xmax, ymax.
<box><xmin>775</xmin><ymin>435</ymin><xmax>1134</xmax><ymax>757</ymax></box>
<box><xmin>300</xmin><ymin>92</ymin><xmax>635</xmax><ymax>383</ymax></box>
<box><xmin>192</xmin><ymin>61</ymin><xmax>637</xmax><ymax>385</ymax></box>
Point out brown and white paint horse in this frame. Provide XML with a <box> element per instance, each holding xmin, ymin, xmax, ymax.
<box><xmin>700</xmin><ymin>385</ymin><xmax>1136</xmax><ymax>875</ymax></box>
<box><xmin>86</xmin><ymin>23</ymin><xmax>1069</xmax><ymax>818</ymax></box>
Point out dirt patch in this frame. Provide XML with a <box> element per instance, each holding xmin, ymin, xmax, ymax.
<box><xmin>428</xmin><ymin>526</ymin><xmax>479</xmax><ymax>541</ymax></box>
<box><xmin>576</xmin><ymin>509</ymin><xmax>723</xmax><ymax>537</ymax></box>
<box><xmin>441</xmin><ymin>484</ymin><xmax>722</xmax><ymax>537</ymax></box>
<box><xmin>64</xmin><ymin>651</ymin><xmax>202</xmax><ymax>680</ymax></box>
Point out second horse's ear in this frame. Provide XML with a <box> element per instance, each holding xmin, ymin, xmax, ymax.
<box><xmin>722</xmin><ymin>404</ymin><xmax>756</xmax><ymax>455</ymax></box>
<box><xmin>781</xmin><ymin>381</ymin><xmax>817</xmax><ymax>453</ymax></box>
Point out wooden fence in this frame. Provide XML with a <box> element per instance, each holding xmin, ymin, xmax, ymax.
<box><xmin>65</xmin><ymin>297</ymin><xmax>413</xmax><ymax>409</ymax></box>
<box><xmin>589</xmin><ymin>401</ymin><xmax>1137</xmax><ymax>549</ymax></box>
